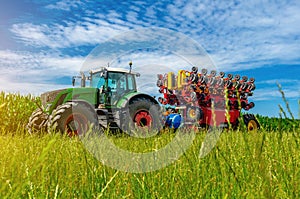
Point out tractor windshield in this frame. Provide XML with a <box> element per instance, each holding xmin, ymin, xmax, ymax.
<box><xmin>90</xmin><ymin>72</ymin><xmax>105</xmax><ymax>88</ymax></box>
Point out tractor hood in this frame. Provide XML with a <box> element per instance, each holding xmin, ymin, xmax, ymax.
<box><xmin>41</xmin><ymin>87</ymin><xmax>99</xmax><ymax>112</ymax></box>
<box><xmin>41</xmin><ymin>89</ymin><xmax>66</xmax><ymax>107</ymax></box>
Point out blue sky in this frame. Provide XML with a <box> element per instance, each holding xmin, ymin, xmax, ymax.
<box><xmin>0</xmin><ymin>0</ymin><xmax>299</xmax><ymax>118</ymax></box>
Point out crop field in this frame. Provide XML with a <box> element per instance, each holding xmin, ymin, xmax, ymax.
<box><xmin>0</xmin><ymin>92</ymin><xmax>299</xmax><ymax>198</ymax></box>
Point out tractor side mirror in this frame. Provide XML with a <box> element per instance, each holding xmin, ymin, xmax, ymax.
<box><xmin>72</xmin><ymin>76</ymin><xmax>76</xmax><ymax>87</ymax></box>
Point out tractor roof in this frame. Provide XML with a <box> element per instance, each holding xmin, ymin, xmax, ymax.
<box><xmin>90</xmin><ymin>67</ymin><xmax>139</xmax><ymax>75</ymax></box>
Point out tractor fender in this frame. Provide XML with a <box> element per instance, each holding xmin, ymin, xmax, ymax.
<box><xmin>117</xmin><ymin>93</ymin><xmax>159</xmax><ymax>108</ymax></box>
<box><xmin>67</xmin><ymin>100</ymin><xmax>98</xmax><ymax>118</ymax></box>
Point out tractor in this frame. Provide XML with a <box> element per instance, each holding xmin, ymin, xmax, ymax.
<box><xmin>27</xmin><ymin>62</ymin><xmax>161</xmax><ymax>135</ymax></box>
<box><xmin>157</xmin><ymin>67</ymin><xmax>260</xmax><ymax>131</ymax></box>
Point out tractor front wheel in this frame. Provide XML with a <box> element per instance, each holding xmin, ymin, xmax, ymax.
<box><xmin>27</xmin><ymin>109</ymin><xmax>48</xmax><ymax>134</ymax></box>
<box><xmin>48</xmin><ymin>102</ymin><xmax>99</xmax><ymax>136</ymax></box>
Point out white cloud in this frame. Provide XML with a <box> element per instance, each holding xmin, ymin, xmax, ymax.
<box><xmin>0</xmin><ymin>76</ymin><xmax>70</xmax><ymax>95</ymax></box>
<box><xmin>10</xmin><ymin>16</ymin><xmax>131</xmax><ymax>48</ymax></box>
<box><xmin>253</xmin><ymin>78</ymin><xmax>300</xmax><ymax>101</ymax></box>
<box><xmin>0</xmin><ymin>50</ymin><xmax>83</xmax><ymax>72</ymax></box>
<box><xmin>163</xmin><ymin>0</ymin><xmax>300</xmax><ymax>70</ymax></box>
<box><xmin>45</xmin><ymin>0</ymin><xmax>85</xmax><ymax>11</ymax></box>
<box><xmin>0</xmin><ymin>50</ymin><xmax>85</xmax><ymax>94</ymax></box>
<box><xmin>5</xmin><ymin>0</ymin><xmax>300</xmax><ymax>97</ymax></box>
<box><xmin>11</xmin><ymin>0</ymin><xmax>299</xmax><ymax>72</ymax></box>
<box><xmin>254</xmin><ymin>88</ymin><xmax>300</xmax><ymax>101</ymax></box>
<box><xmin>126</xmin><ymin>11</ymin><xmax>139</xmax><ymax>23</ymax></box>
<box><xmin>79</xmin><ymin>27</ymin><xmax>218</xmax><ymax>73</ymax></box>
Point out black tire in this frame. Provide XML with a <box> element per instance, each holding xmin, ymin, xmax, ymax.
<box><xmin>48</xmin><ymin>102</ymin><xmax>99</xmax><ymax>136</ymax></box>
<box><xmin>243</xmin><ymin>114</ymin><xmax>260</xmax><ymax>131</ymax></box>
<box><xmin>122</xmin><ymin>97</ymin><xmax>163</xmax><ymax>136</ymax></box>
<box><xmin>27</xmin><ymin>109</ymin><xmax>48</xmax><ymax>134</ymax></box>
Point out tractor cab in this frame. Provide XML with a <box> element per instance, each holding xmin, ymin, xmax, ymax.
<box><xmin>89</xmin><ymin>67</ymin><xmax>139</xmax><ymax>105</ymax></box>
<box><xmin>72</xmin><ymin>61</ymin><xmax>140</xmax><ymax>106</ymax></box>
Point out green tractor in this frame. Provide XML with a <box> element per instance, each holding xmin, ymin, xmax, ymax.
<box><xmin>27</xmin><ymin>62</ymin><xmax>161</xmax><ymax>136</ymax></box>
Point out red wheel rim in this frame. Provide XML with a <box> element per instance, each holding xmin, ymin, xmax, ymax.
<box><xmin>64</xmin><ymin>113</ymin><xmax>88</xmax><ymax>136</ymax></box>
<box><xmin>134</xmin><ymin>110</ymin><xmax>153</xmax><ymax>127</ymax></box>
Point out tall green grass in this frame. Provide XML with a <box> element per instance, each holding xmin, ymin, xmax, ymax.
<box><xmin>0</xmin><ymin>92</ymin><xmax>38</xmax><ymax>134</ymax></box>
<box><xmin>1</xmin><ymin>129</ymin><xmax>299</xmax><ymax>198</ymax></box>
<box><xmin>0</xmin><ymin>92</ymin><xmax>299</xmax><ymax>198</ymax></box>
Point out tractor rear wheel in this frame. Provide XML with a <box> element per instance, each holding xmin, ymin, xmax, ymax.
<box><xmin>27</xmin><ymin>109</ymin><xmax>48</xmax><ymax>134</ymax></box>
<box><xmin>123</xmin><ymin>98</ymin><xmax>162</xmax><ymax>136</ymax></box>
<box><xmin>48</xmin><ymin>102</ymin><xmax>99</xmax><ymax>136</ymax></box>
<box><xmin>243</xmin><ymin>114</ymin><xmax>260</xmax><ymax>131</ymax></box>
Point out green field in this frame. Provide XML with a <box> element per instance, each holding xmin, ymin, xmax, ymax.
<box><xmin>0</xmin><ymin>92</ymin><xmax>299</xmax><ymax>198</ymax></box>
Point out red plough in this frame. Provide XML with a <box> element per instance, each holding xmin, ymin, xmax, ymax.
<box><xmin>157</xmin><ymin>67</ymin><xmax>260</xmax><ymax>131</ymax></box>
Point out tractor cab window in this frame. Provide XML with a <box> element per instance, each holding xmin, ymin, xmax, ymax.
<box><xmin>91</xmin><ymin>71</ymin><xmax>137</xmax><ymax>104</ymax></box>
<box><xmin>127</xmin><ymin>74</ymin><xmax>135</xmax><ymax>90</ymax></box>
<box><xmin>107</xmin><ymin>72</ymin><xmax>136</xmax><ymax>104</ymax></box>
<box><xmin>91</xmin><ymin>72</ymin><xmax>105</xmax><ymax>88</ymax></box>
<box><xmin>108</xmin><ymin>73</ymin><xmax>136</xmax><ymax>92</ymax></box>
<box><xmin>107</xmin><ymin>72</ymin><xmax>125</xmax><ymax>92</ymax></box>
